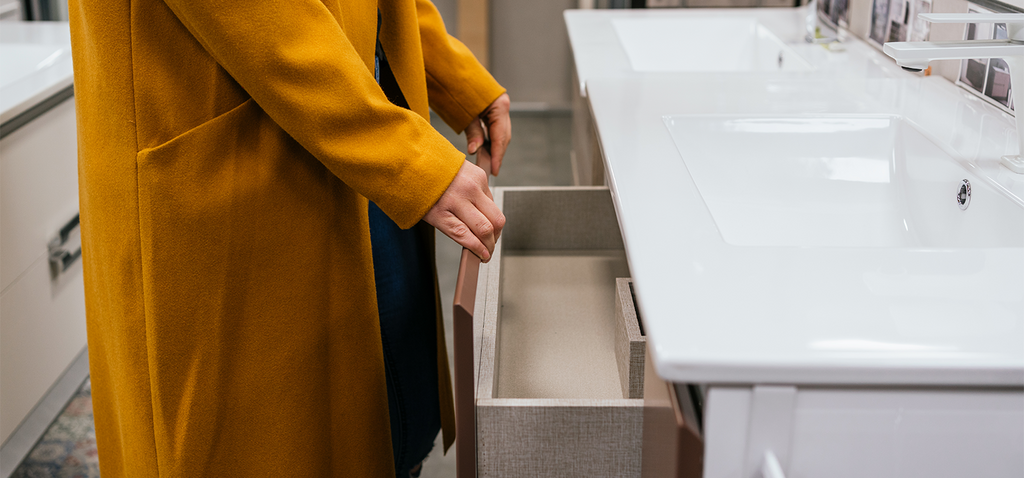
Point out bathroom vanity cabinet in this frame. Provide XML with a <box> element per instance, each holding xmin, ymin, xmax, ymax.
<box><xmin>584</xmin><ymin>72</ymin><xmax>1023</xmax><ymax>478</ymax></box>
<box><xmin>0</xmin><ymin>22</ymin><xmax>85</xmax><ymax>448</ymax></box>
<box><xmin>558</xmin><ymin>8</ymin><xmax>1022</xmax><ymax>477</ymax></box>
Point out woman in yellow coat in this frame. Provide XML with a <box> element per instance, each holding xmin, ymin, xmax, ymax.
<box><xmin>68</xmin><ymin>0</ymin><xmax>508</xmax><ymax>475</ymax></box>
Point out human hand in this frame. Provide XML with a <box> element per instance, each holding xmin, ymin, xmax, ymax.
<box><xmin>465</xmin><ymin>93</ymin><xmax>511</xmax><ymax>176</ymax></box>
<box><xmin>424</xmin><ymin>161</ymin><xmax>505</xmax><ymax>262</ymax></box>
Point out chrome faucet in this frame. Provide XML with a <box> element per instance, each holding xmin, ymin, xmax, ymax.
<box><xmin>805</xmin><ymin>0</ymin><xmax>837</xmax><ymax>44</ymax></box>
<box><xmin>883</xmin><ymin>13</ymin><xmax>1024</xmax><ymax>173</ymax></box>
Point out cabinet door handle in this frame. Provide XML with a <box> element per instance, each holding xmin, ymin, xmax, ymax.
<box><xmin>48</xmin><ymin>213</ymin><xmax>81</xmax><ymax>279</ymax></box>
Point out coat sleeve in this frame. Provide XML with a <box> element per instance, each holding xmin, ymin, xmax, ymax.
<box><xmin>159</xmin><ymin>0</ymin><xmax>463</xmax><ymax>229</ymax></box>
<box><xmin>415</xmin><ymin>0</ymin><xmax>507</xmax><ymax>133</ymax></box>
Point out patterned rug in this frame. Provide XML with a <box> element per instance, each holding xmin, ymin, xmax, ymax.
<box><xmin>11</xmin><ymin>378</ymin><xmax>100</xmax><ymax>478</ymax></box>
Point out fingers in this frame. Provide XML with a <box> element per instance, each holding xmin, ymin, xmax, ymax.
<box><xmin>423</xmin><ymin>161</ymin><xmax>506</xmax><ymax>262</ymax></box>
<box><xmin>465</xmin><ymin>118</ymin><xmax>486</xmax><ymax>155</ymax></box>
<box><xmin>480</xmin><ymin>93</ymin><xmax>511</xmax><ymax>176</ymax></box>
<box><xmin>452</xmin><ymin>200</ymin><xmax>497</xmax><ymax>258</ymax></box>
<box><xmin>473</xmin><ymin>186</ymin><xmax>504</xmax><ymax>238</ymax></box>
<box><xmin>436</xmin><ymin>210</ymin><xmax>491</xmax><ymax>262</ymax></box>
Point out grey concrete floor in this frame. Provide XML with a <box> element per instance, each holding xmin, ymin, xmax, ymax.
<box><xmin>418</xmin><ymin>111</ymin><xmax>572</xmax><ymax>478</ymax></box>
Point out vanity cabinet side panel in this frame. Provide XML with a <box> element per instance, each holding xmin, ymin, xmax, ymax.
<box><xmin>0</xmin><ymin>97</ymin><xmax>87</xmax><ymax>444</ymax></box>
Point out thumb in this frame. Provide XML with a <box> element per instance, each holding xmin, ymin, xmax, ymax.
<box><xmin>465</xmin><ymin>119</ymin><xmax>485</xmax><ymax>155</ymax></box>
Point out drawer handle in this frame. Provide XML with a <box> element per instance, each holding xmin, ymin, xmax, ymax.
<box><xmin>452</xmin><ymin>154</ymin><xmax>489</xmax><ymax>478</ymax></box>
<box><xmin>48</xmin><ymin>213</ymin><xmax>81</xmax><ymax>280</ymax></box>
<box><xmin>453</xmin><ymin>248</ymin><xmax>480</xmax><ymax>478</ymax></box>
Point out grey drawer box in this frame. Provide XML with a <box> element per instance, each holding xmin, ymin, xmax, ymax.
<box><xmin>469</xmin><ymin>187</ymin><xmax>643</xmax><ymax>478</ymax></box>
<box><xmin>615</xmin><ymin>278</ymin><xmax>646</xmax><ymax>400</ymax></box>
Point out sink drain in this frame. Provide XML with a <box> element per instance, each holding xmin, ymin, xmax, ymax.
<box><xmin>956</xmin><ymin>179</ymin><xmax>971</xmax><ymax>210</ymax></box>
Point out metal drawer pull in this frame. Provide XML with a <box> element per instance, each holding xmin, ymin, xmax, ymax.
<box><xmin>453</xmin><ymin>248</ymin><xmax>479</xmax><ymax>478</ymax></box>
<box><xmin>48</xmin><ymin>213</ymin><xmax>81</xmax><ymax>280</ymax></box>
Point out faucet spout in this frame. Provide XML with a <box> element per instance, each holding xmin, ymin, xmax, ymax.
<box><xmin>882</xmin><ymin>40</ymin><xmax>1024</xmax><ymax>68</ymax></box>
<box><xmin>805</xmin><ymin>0</ymin><xmax>837</xmax><ymax>44</ymax></box>
<box><xmin>884</xmin><ymin>14</ymin><xmax>1024</xmax><ymax>173</ymax></box>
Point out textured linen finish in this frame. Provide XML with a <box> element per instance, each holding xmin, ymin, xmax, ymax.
<box><xmin>67</xmin><ymin>0</ymin><xmax>506</xmax><ymax>475</ymax></box>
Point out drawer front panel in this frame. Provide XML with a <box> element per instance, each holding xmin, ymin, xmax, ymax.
<box><xmin>478</xmin><ymin>400</ymin><xmax>643</xmax><ymax>478</ymax></box>
<box><xmin>0</xmin><ymin>253</ymin><xmax>87</xmax><ymax>443</ymax></box>
<box><xmin>0</xmin><ymin>98</ymin><xmax>79</xmax><ymax>291</ymax></box>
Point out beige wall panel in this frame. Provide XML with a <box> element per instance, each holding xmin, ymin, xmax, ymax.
<box><xmin>848</xmin><ymin>0</ymin><xmax>874</xmax><ymax>38</ymax></box>
<box><xmin>930</xmin><ymin>0</ymin><xmax>971</xmax><ymax>82</ymax></box>
<box><xmin>459</xmin><ymin>0</ymin><xmax>490</xmax><ymax>67</ymax></box>
<box><xmin>433</xmin><ymin>0</ymin><xmax>459</xmax><ymax>32</ymax></box>
<box><xmin>490</xmin><ymin>0</ymin><xmax>576</xmax><ymax>109</ymax></box>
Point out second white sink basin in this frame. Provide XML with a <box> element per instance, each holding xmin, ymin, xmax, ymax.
<box><xmin>612</xmin><ymin>17</ymin><xmax>812</xmax><ymax>73</ymax></box>
<box><xmin>665</xmin><ymin>114</ymin><xmax>1024</xmax><ymax>248</ymax></box>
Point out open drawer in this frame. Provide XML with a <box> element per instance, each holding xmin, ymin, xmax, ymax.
<box><xmin>454</xmin><ymin>187</ymin><xmax>644</xmax><ymax>477</ymax></box>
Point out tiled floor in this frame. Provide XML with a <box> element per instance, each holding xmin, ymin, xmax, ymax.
<box><xmin>10</xmin><ymin>379</ymin><xmax>99</xmax><ymax>478</ymax></box>
<box><xmin>10</xmin><ymin>111</ymin><xmax>573</xmax><ymax>478</ymax></box>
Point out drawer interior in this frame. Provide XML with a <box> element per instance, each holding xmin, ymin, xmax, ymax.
<box><xmin>491</xmin><ymin>188</ymin><xmax>630</xmax><ymax>400</ymax></box>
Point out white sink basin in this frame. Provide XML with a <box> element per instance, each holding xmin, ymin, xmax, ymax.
<box><xmin>665</xmin><ymin>114</ymin><xmax>1024</xmax><ymax>248</ymax></box>
<box><xmin>612</xmin><ymin>17</ymin><xmax>812</xmax><ymax>73</ymax></box>
<box><xmin>0</xmin><ymin>44</ymin><xmax>70</xmax><ymax>90</ymax></box>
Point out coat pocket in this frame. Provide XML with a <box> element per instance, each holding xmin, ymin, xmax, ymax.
<box><xmin>134</xmin><ymin>93</ymin><xmax>371</xmax><ymax>471</ymax></box>
<box><xmin>134</xmin><ymin>94</ymin><xmax>349</xmax><ymax>356</ymax></box>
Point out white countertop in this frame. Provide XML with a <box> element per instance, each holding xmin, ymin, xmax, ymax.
<box><xmin>576</xmin><ymin>10</ymin><xmax>1024</xmax><ymax>387</ymax></box>
<box><xmin>0</xmin><ymin>21</ymin><xmax>74</xmax><ymax>125</ymax></box>
<box><xmin>590</xmin><ymin>73</ymin><xmax>1024</xmax><ymax>387</ymax></box>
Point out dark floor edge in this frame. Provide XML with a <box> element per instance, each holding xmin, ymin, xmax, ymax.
<box><xmin>1</xmin><ymin>346</ymin><xmax>90</xmax><ymax>478</ymax></box>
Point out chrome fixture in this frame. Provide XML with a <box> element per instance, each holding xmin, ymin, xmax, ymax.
<box><xmin>48</xmin><ymin>213</ymin><xmax>81</xmax><ymax>280</ymax></box>
<box><xmin>956</xmin><ymin>179</ymin><xmax>971</xmax><ymax>210</ymax></box>
<box><xmin>805</xmin><ymin>0</ymin><xmax>837</xmax><ymax>44</ymax></box>
<box><xmin>883</xmin><ymin>13</ymin><xmax>1024</xmax><ymax>174</ymax></box>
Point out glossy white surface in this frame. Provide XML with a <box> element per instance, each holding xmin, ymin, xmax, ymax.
<box><xmin>664</xmin><ymin>114</ymin><xmax>1023</xmax><ymax>248</ymax></box>
<box><xmin>0</xmin><ymin>44</ymin><xmax>69</xmax><ymax>89</ymax></box>
<box><xmin>611</xmin><ymin>17</ymin><xmax>811</xmax><ymax>73</ymax></box>
<box><xmin>565</xmin><ymin>8</ymin><xmax>910</xmax><ymax>97</ymax></box>
<box><xmin>588</xmin><ymin>75</ymin><xmax>1024</xmax><ymax>386</ymax></box>
<box><xmin>0</xmin><ymin>22</ymin><xmax>73</xmax><ymax>124</ymax></box>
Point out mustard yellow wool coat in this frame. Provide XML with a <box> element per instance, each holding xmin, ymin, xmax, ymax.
<box><xmin>68</xmin><ymin>0</ymin><xmax>504</xmax><ymax>474</ymax></box>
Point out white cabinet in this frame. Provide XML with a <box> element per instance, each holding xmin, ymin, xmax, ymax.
<box><xmin>0</xmin><ymin>95</ymin><xmax>86</xmax><ymax>444</ymax></box>
<box><xmin>701</xmin><ymin>386</ymin><xmax>1024</xmax><ymax>478</ymax></box>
